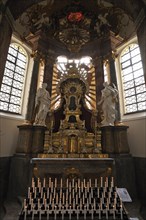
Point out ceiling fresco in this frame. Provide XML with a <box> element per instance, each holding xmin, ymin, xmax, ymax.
<box><xmin>1</xmin><ymin>0</ymin><xmax>146</xmax><ymax>52</ymax></box>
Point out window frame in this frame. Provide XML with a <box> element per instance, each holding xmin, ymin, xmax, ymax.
<box><xmin>116</xmin><ymin>36</ymin><xmax>146</xmax><ymax>120</ymax></box>
<box><xmin>0</xmin><ymin>35</ymin><xmax>34</xmax><ymax>119</ymax></box>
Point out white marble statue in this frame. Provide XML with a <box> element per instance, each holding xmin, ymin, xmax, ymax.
<box><xmin>98</xmin><ymin>82</ymin><xmax>118</xmax><ymax>126</ymax></box>
<box><xmin>34</xmin><ymin>83</ymin><xmax>51</xmax><ymax>126</ymax></box>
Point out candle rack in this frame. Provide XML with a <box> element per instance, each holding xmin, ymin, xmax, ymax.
<box><xmin>19</xmin><ymin>177</ymin><xmax>129</xmax><ymax>220</ymax></box>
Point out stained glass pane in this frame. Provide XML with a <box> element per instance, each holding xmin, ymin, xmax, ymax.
<box><xmin>138</xmin><ymin>102</ymin><xmax>146</xmax><ymax>111</ymax></box>
<box><xmin>124</xmin><ymin>88</ymin><xmax>135</xmax><ymax>97</ymax></box>
<box><xmin>125</xmin><ymin>96</ymin><xmax>136</xmax><ymax>105</ymax></box>
<box><xmin>123</xmin><ymin>73</ymin><xmax>133</xmax><ymax>82</ymax></box>
<box><xmin>130</xmin><ymin>47</ymin><xmax>140</xmax><ymax>57</ymax></box>
<box><xmin>133</xmin><ymin>69</ymin><xmax>143</xmax><ymax>78</ymax></box>
<box><xmin>135</xmin><ymin>76</ymin><xmax>145</xmax><ymax>86</ymax></box>
<box><xmin>131</xmin><ymin>54</ymin><xmax>141</xmax><ymax>64</ymax></box>
<box><xmin>121</xmin><ymin>53</ymin><xmax>130</xmax><ymax>62</ymax></box>
<box><xmin>123</xmin><ymin>80</ymin><xmax>134</xmax><ymax>90</ymax></box>
<box><xmin>6</xmin><ymin>61</ymin><xmax>15</xmax><ymax>71</ymax></box>
<box><xmin>137</xmin><ymin>93</ymin><xmax>146</xmax><ymax>102</ymax></box>
<box><xmin>121</xmin><ymin>60</ymin><xmax>130</xmax><ymax>68</ymax></box>
<box><xmin>133</xmin><ymin>62</ymin><xmax>142</xmax><ymax>71</ymax></box>
<box><xmin>136</xmin><ymin>84</ymin><xmax>146</xmax><ymax>94</ymax></box>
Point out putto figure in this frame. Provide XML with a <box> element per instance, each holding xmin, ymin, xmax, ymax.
<box><xmin>34</xmin><ymin>83</ymin><xmax>51</xmax><ymax>126</ymax></box>
<box><xmin>98</xmin><ymin>82</ymin><xmax>118</xmax><ymax>126</ymax></box>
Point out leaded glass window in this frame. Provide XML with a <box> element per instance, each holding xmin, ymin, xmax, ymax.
<box><xmin>120</xmin><ymin>44</ymin><xmax>146</xmax><ymax>114</ymax></box>
<box><xmin>0</xmin><ymin>43</ymin><xmax>28</xmax><ymax>114</ymax></box>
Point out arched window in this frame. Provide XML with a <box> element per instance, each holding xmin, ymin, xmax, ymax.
<box><xmin>0</xmin><ymin>43</ymin><xmax>28</xmax><ymax>114</ymax></box>
<box><xmin>120</xmin><ymin>43</ymin><xmax>146</xmax><ymax>114</ymax></box>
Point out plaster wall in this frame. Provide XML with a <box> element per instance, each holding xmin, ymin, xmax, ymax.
<box><xmin>0</xmin><ymin>115</ymin><xmax>23</xmax><ymax>157</ymax></box>
<box><xmin>123</xmin><ymin>116</ymin><xmax>146</xmax><ymax>158</ymax></box>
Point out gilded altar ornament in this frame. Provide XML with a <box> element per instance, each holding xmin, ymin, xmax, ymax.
<box><xmin>40</xmin><ymin>64</ymin><xmax>102</xmax><ymax>157</ymax></box>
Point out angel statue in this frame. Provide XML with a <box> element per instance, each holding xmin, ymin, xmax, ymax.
<box><xmin>98</xmin><ymin>82</ymin><xmax>118</xmax><ymax>126</ymax></box>
<box><xmin>34</xmin><ymin>83</ymin><xmax>51</xmax><ymax>126</ymax></box>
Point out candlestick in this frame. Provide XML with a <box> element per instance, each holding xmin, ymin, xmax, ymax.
<box><xmin>28</xmin><ymin>187</ymin><xmax>30</xmax><ymax>198</ymax></box>
<box><xmin>100</xmin><ymin>177</ymin><xmax>103</xmax><ymax>187</ymax></box>
<box><xmin>106</xmin><ymin>177</ymin><xmax>108</xmax><ymax>188</ymax></box>
<box><xmin>78</xmin><ymin>178</ymin><xmax>80</xmax><ymax>188</ymax></box>
<box><xmin>43</xmin><ymin>178</ymin><xmax>46</xmax><ymax>188</ymax></box>
<box><xmin>56</xmin><ymin>193</ymin><xmax>58</xmax><ymax>204</ymax></box>
<box><xmin>66</xmin><ymin>178</ymin><xmax>69</xmax><ymax>188</ymax></box>
<box><xmin>34</xmin><ymin>187</ymin><xmax>37</xmax><ymax>199</ymax></box>
<box><xmin>63</xmin><ymin>193</ymin><xmax>65</xmax><ymax>204</ymax></box>
<box><xmin>89</xmin><ymin>179</ymin><xmax>91</xmax><ymax>188</ymax></box>
<box><xmin>111</xmin><ymin>176</ymin><xmax>114</xmax><ymax>187</ymax></box>
<box><xmin>49</xmin><ymin>177</ymin><xmax>51</xmax><ymax>188</ymax></box>
<box><xmin>76</xmin><ymin>193</ymin><xmax>78</xmax><ymax>204</ymax></box>
<box><xmin>55</xmin><ymin>178</ymin><xmax>57</xmax><ymax>188</ymax></box>
<box><xmin>95</xmin><ymin>178</ymin><xmax>97</xmax><ymax>188</ymax></box>
<box><xmin>37</xmin><ymin>178</ymin><xmax>40</xmax><ymax>188</ymax></box>
<box><xmin>31</xmin><ymin>178</ymin><xmax>34</xmax><ymax>187</ymax></box>
<box><xmin>60</xmin><ymin>178</ymin><xmax>63</xmax><ymax>188</ymax></box>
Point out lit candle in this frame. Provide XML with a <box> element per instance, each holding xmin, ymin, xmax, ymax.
<box><xmin>49</xmin><ymin>177</ymin><xmax>51</xmax><ymax>188</ymax></box>
<box><xmin>41</xmin><ymin>187</ymin><xmax>43</xmax><ymax>198</ymax></box>
<box><xmin>44</xmin><ymin>198</ymin><xmax>47</xmax><ymax>210</ymax></box>
<box><xmin>79</xmin><ymin>187</ymin><xmax>81</xmax><ymax>198</ymax></box>
<box><xmin>69</xmin><ymin>182</ymin><xmax>71</xmax><ymax>192</ymax></box>
<box><xmin>24</xmin><ymin>199</ymin><xmax>26</xmax><ymax>208</ymax></box>
<box><xmin>76</xmin><ymin>194</ymin><xmax>78</xmax><ymax>204</ymax></box>
<box><xmin>28</xmin><ymin>187</ymin><xmax>30</xmax><ymax>198</ymax></box>
<box><xmin>47</xmin><ymin>188</ymin><xmax>49</xmax><ymax>198</ymax></box>
<box><xmin>78</xmin><ymin>178</ymin><xmax>80</xmax><ymax>188</ymax></box>
<box><xmin>43</xmin><ymin>178</ymin><xmax>46</xmax><ymax>188</ymax></box>
<box><xmin>72</xmin><ymin>188</ymin><xmax>75</xmax><ymax>198</ymax></box>
<box><xmin>37</xmin><ymin>178</ymin><xmax>40</xmax><ymax>188</ymax></box>
<box><xmin>111</xmin><ymin>177</ymin><xmax>114</xmax><ymax>187</ymax></box>
<box><xmin>34</xmin><ymin>187</ymin><xmax>37</xmax><ymax>199</ymax></box>
<box><xmin>95</xmin><ymin>178</ymin><xmax>97</xmax><ymax>188</ymax></box>
<box><xmin>31</xmin><ymin>178</ymin><xmax>34</xmax><ymax>188</ymax></box>
<box><xmin>51</xmin><ymin>182</ymin><xmax>53</xmax><ymax>193</ymax></box>
<box><xmin>56</xmin><ymin>193</ymin><xmax>58</xmax><ymax>204</ymax></box>
<box><xmin>97</xmin><ymin>188</ymin><xmax>100</xmax><ymax>198</ymax></box>
<box><xmin>55</xmin><ymin>178</ymin><xmax>57</xmax><ymax>188</ymax></box>
<box><xmin>106</xmin><ymin>177</ymin><xmax>108</xmax><ymax>188</ymax></box>
<box><xmin>63</xmin><ymin>193</ymin><xmax>65</xmax><ymax>204</ymax></box>
<box><xmin>60</xmin><ymin>178</ymin><xmax>63</xmax><ymax>188</ymax></box>
<box><xmin>66</xmin><ymin>178</ymin><xmax>69</xmax><ymax>188</ymax></box>
<box><xmin>38</xmin><ymin>198</ymin><xmax>40</xmax><ymax>209</ymax></box>
<box><xmin>100</xmin><ymin>177</ymin><xmax>103</xmax><ymax>187</ymax></box>
<box><xmin>69</xmin><ymin>193</ymin><xmax>71</xmax><ymax>204</ymax></box>
<box><xmin>81</xmin><ymin>182</ymin><xmax>83</xmax><ymax>192</ymax></box>
<box><xmin>75</xmin><ymin>182</ymin><xmax>78</xmax><ymax>192</ymax></box>
<box><xmin>93</xmin><ymin>198</ymin><xmax>96</xmax><ymax>210</ymax></box>
<box><xmin>83</xmin><ymin>194</ymin><xmax>85</xmax><ymax>204</ymax></box>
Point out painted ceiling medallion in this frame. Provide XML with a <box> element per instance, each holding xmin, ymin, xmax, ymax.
<box><xmin>67</xmin><ymin>12</ymin><xmax>84</xmax><ymax>22</ymax></box>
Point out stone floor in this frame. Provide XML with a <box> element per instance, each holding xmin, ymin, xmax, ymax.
<box><xmin>1</xmin><ymin>198</ymin><xmax>145</xmax><ymax>220</ymax></box>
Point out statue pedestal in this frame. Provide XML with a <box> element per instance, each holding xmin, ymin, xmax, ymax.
<box><xmin>101</xmin><ymin>125</ymin><xmax>130</xmax><ymax>154</ymax></box>
<box><xmin>32</xmin><ymin>125</ymin><xmax>47</xmax><ymax>154</ymax></box>
<box><xmin>16</xmin><ymin>124</ymin><xmax>33</xmax><ymax>153</ymax></box>
<box><xmin>17</xmin><ymin>124</ymin><xmax>47</xmax><ymax>154</ymax></box>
